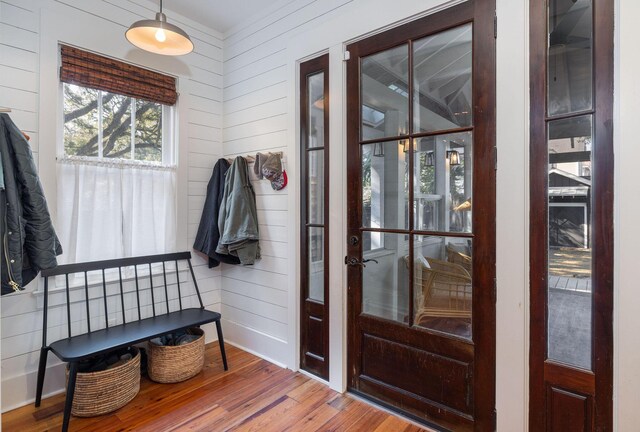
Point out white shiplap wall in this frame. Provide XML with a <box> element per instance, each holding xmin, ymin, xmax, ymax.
<box><xmin>220</xmin><ymin>0</ymin><xmax>353</xmax><ymax>367</ymax></box>
<box><xmin>0</xmin><ymin>0</ymin><xmax>224</xmax><ymax>411</ymax></box>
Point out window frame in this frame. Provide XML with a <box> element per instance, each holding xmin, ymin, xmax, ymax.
<box><xmin>59</xmin><ymin>82</ymin><xmax>176</xmax><ymax>167</ymax></box>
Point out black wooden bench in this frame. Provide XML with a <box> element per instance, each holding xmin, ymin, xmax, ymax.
<box><xmin>34</xmin><ymin>252</ymin><xmax>228</xmax><ymax>432</ymax></box>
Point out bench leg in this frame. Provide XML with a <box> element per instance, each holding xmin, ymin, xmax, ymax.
<box><xmin>62</xmin><ymin>362</ymin><xmax>78</xmax><ymax>432</ymax></box>
<box><xmin>215</xmin><ymin>320</ymin><xmax>228</xmax><ymax>371</ymax></box>
<box><xmin>35</xmin><ymin>347</ymin><xmax>49</xmax><ymax>407</ymax></box>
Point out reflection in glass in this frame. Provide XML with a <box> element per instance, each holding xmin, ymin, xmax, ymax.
<box><xmin>307</xmin><ymin>72</ymin><xmax>325</xmax><ymax>148</ymax></box>
<box><xmin>413</xmin><ymin>132</ymin><xmax>472</xmax><ymax>233</ymax></box>
<box><xmin>547</xmin><ymin>0</ymin><xmax>593</xmax><ymax>116</ymax></box>
<box><xmin>413</xmin><ymin>23</ymin><xmax>473</xmax><ymax>133</ymax></box>
<box><xmin>362</xmin><ymin>233</ymin><xmax>410</xmax><ymax>323</ymax></box>
<box><xmin>102</xmin><ymin>92</ymin><xmax>132</xmax><ymax>159</ymax></box>
<box><xmin>308</xmin><ymin>227</ymin><xmax>324</xmax><ymax>302</ymax></box>
<box><xmin>308</xmin><ymin>150</ymin><xmax>324</xmax><ymax>224</ymax></box>
<box><xmin>361</xmin><ymin>45</ymin><xmax>409</xmax><ymax>140</ymax></box>
<box><xmin>547</xmin><ymin>114</ymin><xmax>593</xmax><ymax>370</ymax></box>
<box><xmin>361</xmin><ymin>141</ymin><xmax>408</xmax><ymax>232</ymax></box>
<box><xmin>412</xmin><ymin>236</ymin><xmax>472</xmax><ymax>339</ymax></box>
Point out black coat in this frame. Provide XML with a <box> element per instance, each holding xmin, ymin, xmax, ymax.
<box><xmin>0</xmin><ymin>113</ymin><xmax>62</xmax><ymax>294</ymax></box>
<box><xmin>193</xmin><ymin>158</ymin><xmax>240</xmax><ymax>267</ymax></box>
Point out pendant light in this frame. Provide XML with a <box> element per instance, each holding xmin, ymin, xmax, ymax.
<box><xmin>125</xmin><ymin>0</ymin><xmax>194</xmax><ymax>56</ymax></box>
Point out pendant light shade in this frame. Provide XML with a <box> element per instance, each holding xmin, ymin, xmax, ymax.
<box><xmin>126</xmin><ymin>0</ymin><xmax>193</xmax><ymax>56</ymax></box>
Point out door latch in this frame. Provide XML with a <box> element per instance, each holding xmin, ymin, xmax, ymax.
<box><xmin>344</xmin><ymin>256</ymin><xmax>379</xmax><ymax>268</ymax></box>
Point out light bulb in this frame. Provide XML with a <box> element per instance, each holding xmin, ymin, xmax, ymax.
<box><xmin>155</xmin><ymin>28</ymin><xmax>166</xmax><ymax>42</ymax></box>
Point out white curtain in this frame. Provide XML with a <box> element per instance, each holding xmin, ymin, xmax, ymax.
<box><xmin>57</xmin><ymin>159</ymin><xmax>176</xmax><ymax>264</ymax></box>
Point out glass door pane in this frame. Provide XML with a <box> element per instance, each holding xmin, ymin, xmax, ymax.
<box><xmin>547</xmin><ymin>114</ymin><xmax>593</xmax><ymax>370</ymax></box>
<box><xmin>361</xmin><ymin>45</ymin><xmax>409</xmax><ymax>140</ymax></box>
<box><xmin>413</xmin><ymin>131</ymin><xmax>473</xmax><ymax>233</ymax></box>
<box><xmin>413</xmin><ymin>23</ymin><xmax>473</xmax><ymax>133</ymax></box>
<box><xmin>307</xmin><ymin>72</ymin><xmax>325</xmax><ymax>148</ymax></box>
<box><xmin>362</xmin><ymin>232</ymin><xmax>410</xmax><ymax>323</ymax></box>
<box><xmin>413</xmin><ymin>235</ymin><xmax>472</xmax><ymax>339</ymax></box>
<box><xmin>308</xmin><ymin>227</ymin><xmax>325</xmax><ymax>302</ymax></box>
<box><xmin>547</xmin><ymin>0</ymin><xmax>593</xmax><ymax>116</ymax></box>
<box><xmin>361</xmin><ymin>140</ymin><xmax>408</xmax><ymax>230</ymax></box>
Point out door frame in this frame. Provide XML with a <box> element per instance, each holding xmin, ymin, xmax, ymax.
<box><xmin>345</xmin><ymin>1</ymin><xmax>496</xmax><ymax>429</ymax></box>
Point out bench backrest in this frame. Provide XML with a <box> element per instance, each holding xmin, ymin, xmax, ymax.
<box><xmin>40</xmin><ymin>252</ymin><xmax>203</xmax><ymax>346</ymax></box>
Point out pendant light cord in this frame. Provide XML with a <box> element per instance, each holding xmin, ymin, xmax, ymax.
<box><xmin>159</xmin><ymin>0</ymin><xmax>163</xmax><ymax>13</ymax></box>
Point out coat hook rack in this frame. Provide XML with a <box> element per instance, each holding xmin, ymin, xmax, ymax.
<box><xmin>0</xmin><ymin>107</ymin><xmax>12</xmax><ymax>113</ymax></box>
<box><xmin>226</xmin><ymin>151</ymin><xmax>284</xmax><ymax>164</ymax></box>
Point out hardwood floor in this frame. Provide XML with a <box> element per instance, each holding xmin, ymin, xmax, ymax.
<box><xmin>3</xmin><ymin>343</ymin><xmax>431</xmax><ymax>431</ymax></box>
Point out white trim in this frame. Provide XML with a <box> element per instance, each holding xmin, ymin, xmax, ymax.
<box><xmin>97</xmin><ymin>90</ymin><xmax>104</xmax><ymax>158</ymax></box>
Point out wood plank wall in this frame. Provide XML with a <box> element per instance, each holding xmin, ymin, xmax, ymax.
<box><xmin>0</xmin><ymin>0</ymin><xmax>224</xmax><ymax>412</ymax></box>
<box><xmin>220</xmin><ymin>0</ymin><xmax>354</xmax><ymax>366</ymax></box>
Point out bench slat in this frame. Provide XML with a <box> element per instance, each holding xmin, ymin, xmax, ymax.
<box><xmin>49</xmin><ymin>308</ymin><xmax>221</xmax><ymax>362</ymax></box>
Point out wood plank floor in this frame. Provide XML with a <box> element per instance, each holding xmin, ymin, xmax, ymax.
<box><xmin>3</xmin><ymin>344</ymin><xmax>431</xmax><ymax>431</ymax></box>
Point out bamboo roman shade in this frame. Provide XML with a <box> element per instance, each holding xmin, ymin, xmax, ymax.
<box><xmin>60</xmin><ymin>45</ymin><xmax>177</xmax><ymax>105</ymax></box>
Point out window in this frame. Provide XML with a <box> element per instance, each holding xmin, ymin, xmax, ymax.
<box><xmin>299</xmin><ymin>54</ymin><xmax>330</xmax><ymax>379</ymax></box>
<box><xmin>63</xmin><ymin>83</ymin><xmax>172</xmax><ymax>164</ymax></box>
<box><xmin>57</xmin><ymin>46</ymin><xmax>178</xmax><ymax>265</ymax></box>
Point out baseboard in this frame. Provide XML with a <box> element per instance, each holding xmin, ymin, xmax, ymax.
<box><xmin>1</xmin><ymin>362</ymin><xmax>67</xmax><ymax>413</ymax></box>
<box><xmin>221</xmin><ymin>318</ymin><xmax>289</xmax><ymax>368</ymax></box>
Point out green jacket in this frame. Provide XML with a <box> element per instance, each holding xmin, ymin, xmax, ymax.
<box><xmin>215</xmin><ymin>157</ymin><xmax>260</xmax><ymax>265</ymax></box>
<box><xmin>0</xmin><ymin>114</ymin><xmax>62</xmax><ymax>294</ymax></box>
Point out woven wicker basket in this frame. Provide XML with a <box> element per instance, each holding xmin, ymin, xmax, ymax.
<box><xmin>66</xmin><ymin>347</ymin><xmax>140</xmax><ymax>417</ymax></box>
<box><xmin>147</xmin><ymin>327</ymin><xmax>205</xmax><ymax>383</ymax></box>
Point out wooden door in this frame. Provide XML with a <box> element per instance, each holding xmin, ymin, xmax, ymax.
<box><xmin>529</xmin><ymin>0</ymin><xmax>614</xmax><ymax>430</ymax></box>
<box><xmin>300</xmin><ymin>54</ymin><xmax>330</xmax><ymax>379</ymax></box>
<box><xmin>346</xmin><ymin>2</ymin><xmax>496</xmax><ymax>430</ymax></box>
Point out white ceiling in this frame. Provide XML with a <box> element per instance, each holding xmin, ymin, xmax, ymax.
<box><xmin>162</xmin><ymin>0</ymin><xmax>272</xmax><ymax>34</ymax></box>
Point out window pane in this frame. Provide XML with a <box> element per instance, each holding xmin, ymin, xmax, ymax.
<box><xmin>307</xmin><ymin>227</ymin><xmax>324</xmax><ymax>302</ymax></box>
<box><xmin>547</xmin><ymin>114</ymin><xmax>593</xmax><ymax>370</ymax></box>
<box><xmin>361</xmin><ymin>45</ymin><xmax>409</xmax><ymax>140</ymax></box>
<box><xmin>308</xmin><ymin>150</ymin><xmax>324</xmax><ymax>224</ymax></box>
<box><xmin>413</xmin><ymin>235</ymin><xmax>472</xmax><ymax>339</ymax></box>
<box><xmin>361</xmin><ymin>140</ymin><xmax>408</xmax><ymax>231</ymax></box>
<box><xmin>548</xmin><ymin>0</ymin><xmax>593</xmax><ymax>116</ymax></box>
<box><xmin>135</xmin><ymin>99</ymin><xmax>163</xmax><ymax>163</ymax></box>
<box><xmin>307</xmin><ymin>72</ymin><xmax>324</xmax><ymax>148</ymax></box>
<box><xmin>413</xmin><ymin>23</ymin><xmax>473</xmax><ymax>133</ymax></box>
<box><xmin>413</xmin><ymin>132</ymin><xmax>472</xmax><ymax>233</ymax></box>
<box><xmin>102</xmin><ymin>92</ymin><xmax>132</xmax><ymax>159</ymax></box>
<box><xmin>362</xmin><ymin>233</ymin><xmax>410</xmax><ymax>323</ymax></box>
<box><xmin>63</xmin><ymin>83</ymin><xmax>99</xmax><ymax>157</ymax></box>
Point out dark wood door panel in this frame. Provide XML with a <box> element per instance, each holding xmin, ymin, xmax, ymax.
<box><xmin>357</xmin><ymin>378</ymin><xmax>474</xmax><ymax>432</ymax></box>
<box><xmin>544</xmin><ymin>362</ymin><xmax>595</xmax><ymax>396</ymax></box>
<box><xmin>361</xmin><ymin>334</ymin><xmax>473</xmax><ymax>414</ymax></box>
<box><xmin>547</xmin><ymin>387</ymin><xmax>592</xmax><ymax>432</ymax></box>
